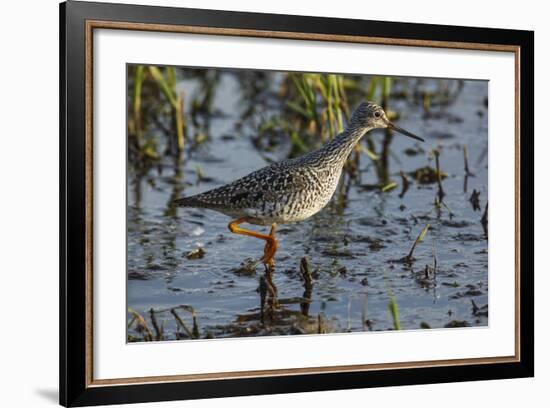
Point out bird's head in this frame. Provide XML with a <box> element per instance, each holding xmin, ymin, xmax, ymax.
<box><xmin>350</xmin><ymin>102</ymin><xmax>424</xmax><ymax>142</ymax></box>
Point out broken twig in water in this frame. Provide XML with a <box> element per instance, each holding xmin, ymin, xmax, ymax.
<box><xmin>433</xmin><ymin>149</ymin><xmax>445</xmax><ymax>202</ymax></box>
<box><xmin>127</xmin><ymin>305</ymin><xmax>200</xmax><ymax>340</ymax></box>
<box><xmin>300</xmin><ymin>257</ymin><xmax>313</xmax><ymax>291</ymax></box>
<box><xmin>469</xmin><ymin>189</ymin><xmax>481</xmax><ymax>211</ymax></box>
<box><xmin>149</xmin><ymin>308</ymin><xmax>163</xmax><ymax>341</ymax></box>
<box><xmin>259</xmin><ymin>275</ymin><xmax>268</xmax><ymax>324</ymax></box>
<box><xmin>463</xmin><ymin>145</ymin><xmax>475</xmax><ymax>176</ymax></box>
<box><xmin>128</xmin><ymin>308</ymin><xmax>154</xmax><ymax>341</ymax></box>
<box><xmin>481</xmin><ymin>202</ymin><xmax>488</xmax><ymax>236</ymax></box>
<box><xmin>300</xmin><ymin>257</ymin><xmax>313</xmax><ymax>316</ymax></box>
<box><xmin>406</xmin><ymin>223</ymin><xmax>430</xmax><ymax>262</ymax></box>
<box><xmin>171</xmin><ymin>308</ymin><xmax>195</xmax><ymax>338</ymax></box>
<box><xmin>399</xmin><ymin>170</ymin><xmax>410</xmax><ymax>198</ymax></box>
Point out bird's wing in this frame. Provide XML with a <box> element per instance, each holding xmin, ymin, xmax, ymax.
<box><xmin>174</xmin><ymin>160</ymin><xmax>309</xmax><ymax>209</ymax></box>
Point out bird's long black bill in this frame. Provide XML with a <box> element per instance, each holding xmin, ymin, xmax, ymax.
<box><xmin>388</xmin><ymin>122</ymin><xmax>424</xmax><ymax>142</ymax></box>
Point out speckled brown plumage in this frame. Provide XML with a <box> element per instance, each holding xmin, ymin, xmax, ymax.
<box><xmin>175</xmin><ymin>102</ymin><xmax>422</xmax><ymax>226</ymax></box>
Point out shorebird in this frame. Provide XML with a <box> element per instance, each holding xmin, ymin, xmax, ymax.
<box><xmin>175</xmin><ymin>102</ymin><xmax>423</xmax><ymax>267</ymax></box>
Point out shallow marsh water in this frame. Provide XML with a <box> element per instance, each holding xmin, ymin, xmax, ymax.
<box><xmin>127</xmin><ymin>71</ymin><xmax>488</xmax><ymax>340</ymax></box>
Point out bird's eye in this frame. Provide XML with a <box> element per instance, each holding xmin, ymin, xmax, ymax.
<box><xmin>374</xmin><ymin>111</ymin><xmax>382</xmax><ymax>118</ymax></box>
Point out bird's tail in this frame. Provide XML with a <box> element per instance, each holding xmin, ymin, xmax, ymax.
<box><xmin>173</xmin><ymin>195</ymin><xmax>210</xmax><ymax>208</ymax></box>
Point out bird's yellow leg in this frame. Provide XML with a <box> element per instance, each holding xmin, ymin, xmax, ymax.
<box><xmin>263</xmin><ymin>224</ymin><xmax>278</xmax><ymax>267</ymax></box>
<box><xmin>228</xmin><ymin>218</ymin><xmax>278</xmax><ymax>266</ymax></box>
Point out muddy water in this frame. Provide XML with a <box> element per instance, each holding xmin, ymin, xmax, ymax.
<box><xmin>127</xmin><ymin>71</ymin><xmax>488</xmax><ymax>340</ymax></box>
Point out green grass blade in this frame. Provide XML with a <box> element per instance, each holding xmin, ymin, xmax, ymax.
<box><xmin>148</xmin><ymin>66</ymin><xmax>178</xmax><ymax>108</ymax></box>
<box><xmin>132</xmin><ymin>65</ymin><xmax>145</xmax><ymax>144</ymax></box>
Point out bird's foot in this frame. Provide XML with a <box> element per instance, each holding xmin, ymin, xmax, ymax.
<box><xmin>261</xmin><ymin>238</ymin><xmax>278</xmax><ymax>267</ymax></box>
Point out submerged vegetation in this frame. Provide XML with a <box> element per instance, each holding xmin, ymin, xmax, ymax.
<box><xmin>127</xmin><ymin>65</ymin><xmax>489</xmax><ymax>341</ymax></box>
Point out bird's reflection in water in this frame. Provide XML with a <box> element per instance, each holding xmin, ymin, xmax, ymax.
<box><xmin>227</xmin><ymin>257</ymin><xmax>331</xmax><ymax>337</ymax></box>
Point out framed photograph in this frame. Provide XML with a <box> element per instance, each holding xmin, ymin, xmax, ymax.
<box><xmin>60</xmin><ymin>1</ymin><xmax>534</xmax><ymax>406</ymax></box>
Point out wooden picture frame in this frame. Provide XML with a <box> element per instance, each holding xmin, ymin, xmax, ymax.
<box><xmin>60</xmin><ymin>1</ymin><xmax>534</xmax><ymax>406</ymax></box>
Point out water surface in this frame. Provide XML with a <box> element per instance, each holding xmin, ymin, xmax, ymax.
<box><xmin>127</xmin><ymin>70</ymin><xmax>488</xmax><ymax>340</ymax></box>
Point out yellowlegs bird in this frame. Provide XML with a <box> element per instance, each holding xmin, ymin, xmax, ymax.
<box><xmin>175</xmin><ymin>102</ymin><xmax>423</xmax><ymax>267</ymax></box>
